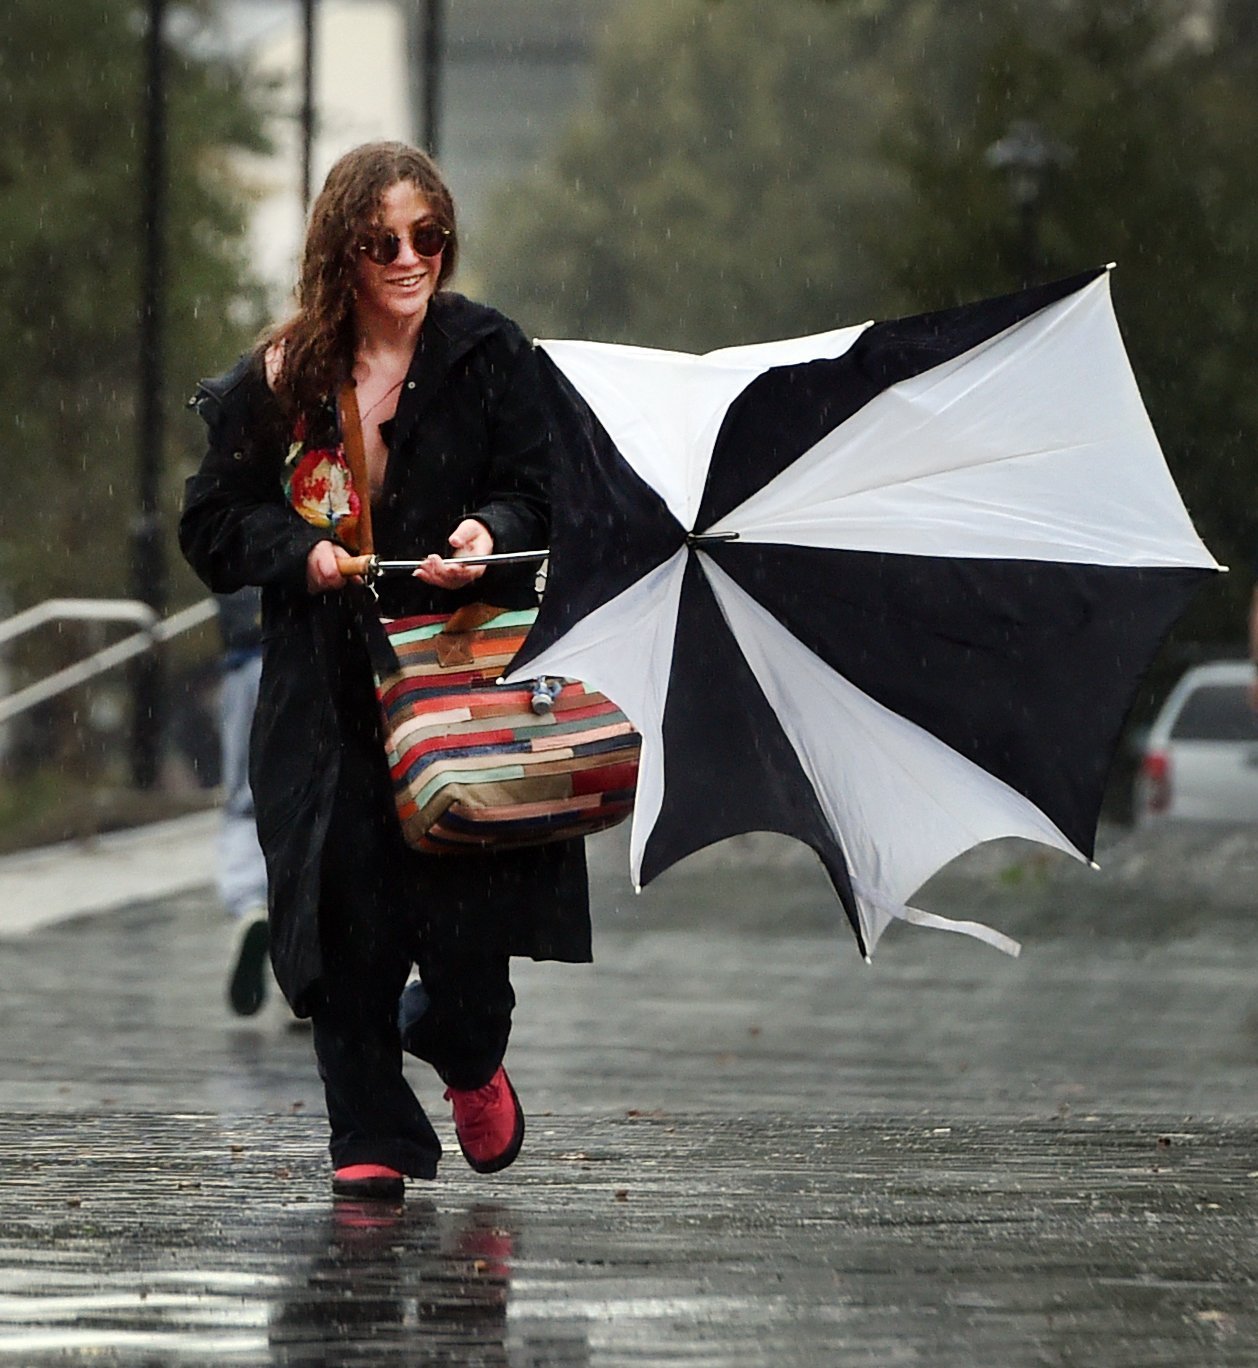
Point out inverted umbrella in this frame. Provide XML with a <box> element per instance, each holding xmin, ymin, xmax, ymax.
<box><xmin>505</xmin><ymin>268</ymin><xmax>1221</xmax><ymax>959</ymax></box>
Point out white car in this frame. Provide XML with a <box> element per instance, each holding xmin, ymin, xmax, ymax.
<box><xmin>1134</xmin><ymin>660</ymin><xmax>1258</xmax><ymax>823</ymax></box>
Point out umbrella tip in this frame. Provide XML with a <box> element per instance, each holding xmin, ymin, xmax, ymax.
<box><xmin>1104</xmin><ymin>261</ymin><xmax>1117</xmax><ymax>271</ymax></box>
<box><xmin>633</xmin><ymin>883</ymin><xmax>642</xmax><ymax>895</ymax></box>
<box><xmin>1089</xmin><ymin>860</ymin><xmax>1101</xmax><ymax>872</ymax></box>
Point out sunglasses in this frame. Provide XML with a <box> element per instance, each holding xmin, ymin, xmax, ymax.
<box><xmin>358</xmin><ymin>219</ymin><xmax>450</xmax><ymax>266</ymax></box>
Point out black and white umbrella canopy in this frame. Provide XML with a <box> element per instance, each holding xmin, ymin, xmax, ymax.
<box><xmin>508</xmin><ymin>269</ymin><xmax>1220</xmax><ymax>959</ymax></box>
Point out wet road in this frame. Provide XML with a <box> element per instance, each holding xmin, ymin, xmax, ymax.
<box><xmin>1</xmin><ymin>822</ymin><xmax>1257</xmax><ymax>1363</ymax></box>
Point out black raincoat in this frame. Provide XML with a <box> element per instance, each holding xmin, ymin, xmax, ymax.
<box><xmin>179</xmin><ymin>293</ymin><xmax>591</xmax><ymax>1012</ymax></box>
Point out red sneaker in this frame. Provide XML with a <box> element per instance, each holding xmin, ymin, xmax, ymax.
<box><xmin>332</xmin><ymin>1163</ymin><xmax>404</xmax><ymax>1201</ymax></box>
<box><xmin>444</xmin><ymin>1067</ymin><xmax>525</xmax><ymax>1174</ymax></box>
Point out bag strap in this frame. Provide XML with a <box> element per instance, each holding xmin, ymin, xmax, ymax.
<box><xmin>337</xmin><ymin>382</ymin><xmax>375</xmax><ymax>556</ymax></box>
<box><xmin>435</xmin><ymin>602</ymin><xmax>507</xmax><ymax>667</ymax></box>
<box><xmin>441</xmin><ymin>603</ymin><xmax>505</xmax><ymax>635</ymax></box>
<box><xmin>338</xmin><ymin>380</ymin><xmax>506</xmax><ymax>667</ymax></box>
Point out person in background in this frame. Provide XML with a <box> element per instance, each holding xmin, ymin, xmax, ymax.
<box><xmin>1248</xmin><ymin>582</ymin><xmax>1258</xmax><ymax>712</ymax></box>
<box><xmin>214</xmin><ymin>585</ymin><xmax>270</xmax><ymax>1016</ymax></box>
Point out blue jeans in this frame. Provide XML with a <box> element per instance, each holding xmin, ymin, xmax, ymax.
<box><xmin>216</xmin><ymin>651</ymin><xmax>267</xmax><ymax>920</ymax></box>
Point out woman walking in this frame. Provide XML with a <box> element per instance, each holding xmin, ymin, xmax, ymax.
<box><xmin>180</xmin><ymin>141</ymin><xmax>590</xmax><ymax>1201</ymax></box>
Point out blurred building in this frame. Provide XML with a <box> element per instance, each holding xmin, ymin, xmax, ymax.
<box><xmin>222</xmin><ymin>0</ymin><xmax>627</xmax><ymax>302</ymax></box>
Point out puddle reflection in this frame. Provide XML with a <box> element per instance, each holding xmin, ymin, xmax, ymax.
<box><xmin>267</xmin><ymin>1199</ymin><xmax>565</xmax><ymax>1366</ymax></box>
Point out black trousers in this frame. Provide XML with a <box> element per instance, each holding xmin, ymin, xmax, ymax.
<box><xmin>310</xmin><ymin>724</ymin><xmax>514</xmax><ymax>1178</ymax></box>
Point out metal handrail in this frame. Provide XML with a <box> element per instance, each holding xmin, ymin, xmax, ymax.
<box><xmin>0</xmin><ymin>598</ymin><xmax>158</xmax><ymax>648</ymax></box>
<box><xmin>0</xmin><ymin>598</ymin><xmax>216</xmax><ymax>726</ymax></box>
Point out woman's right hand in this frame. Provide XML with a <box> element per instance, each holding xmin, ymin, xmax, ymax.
<box><xmin>306</xmin><ymin>540</ymin><xmax>348</xmax><ymax>594</ymax></box>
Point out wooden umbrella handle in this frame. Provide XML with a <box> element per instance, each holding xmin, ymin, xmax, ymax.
<box><xmin>333</xmin><ymin>550</ymin><xmax>374</xmax><ymax>579</ymax></box>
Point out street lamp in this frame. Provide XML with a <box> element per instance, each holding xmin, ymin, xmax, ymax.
<box><xmin>984</xmin><ymin>120</ymin><xmax>1070</xmax><ymax>286</ymax></box>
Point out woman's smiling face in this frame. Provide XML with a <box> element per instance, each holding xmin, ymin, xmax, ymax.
<box><xmin>353</xmin><ymin>180</ymin><xmax>445</xmax><ymax>331</ymax></box>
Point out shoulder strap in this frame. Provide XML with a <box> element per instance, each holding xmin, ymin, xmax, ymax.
<box><xmin>337</xmin><ymin>383</ymin><xmax>375</xmax><ymax>556</ymax></box>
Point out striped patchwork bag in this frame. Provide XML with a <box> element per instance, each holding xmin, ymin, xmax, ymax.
<box><xmin>363</xmin><ymin>603</ymin><xmax>641</xmax><ymax>853</ymax></box>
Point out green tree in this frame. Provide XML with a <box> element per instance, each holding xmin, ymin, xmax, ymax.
<box><xmin>0</xmin><ymin>0</ymin><xmax>270</xmax><ymax>619</ymax></box>
<box><xmin>869</xmin><ymin>0</ymin><xmax>1258</xmax><ymax>655</ymax></box>
<box><xmin>482</xmin><ymin>0</ymin><xmax>1257</xmax><ymax>658</ymax></box>
<box><xmin>478</xmin><ymin>0</ymin><xmax>916</xmax><ymax>350</ymax></box>
<box><xmin>0</xmin><ymin>0</ymin><xmax>270</xmax><ymax>816</ymax></box>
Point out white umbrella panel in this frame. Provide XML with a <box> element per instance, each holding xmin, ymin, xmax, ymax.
<box><xmin>506</xmin><ymin>268</ymin><xmax>1221</xmax><ymax>960</ymax></box>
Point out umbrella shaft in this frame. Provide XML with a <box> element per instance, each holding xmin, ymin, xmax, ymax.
<box><xmin>375</xmin><ymin>550</ymin><xmax>549</xmax><ymax>571</ymax></box>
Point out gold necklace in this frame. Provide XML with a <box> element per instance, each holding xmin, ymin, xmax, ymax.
<box><xmin>359</xmin><ymin>375</ymin><xmax>406</xmax><ymax>425</ymax></box>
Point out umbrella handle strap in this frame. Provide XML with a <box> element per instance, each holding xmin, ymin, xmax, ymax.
<box><xmin>850</xmin><ymin>876</ymin><xmax>1021</xmax><ymax>958</ymax></box>
<box><xmin>898</xmin><ymin>905</ymin><xmax>1021</xmax><ymax>958</ymax></box>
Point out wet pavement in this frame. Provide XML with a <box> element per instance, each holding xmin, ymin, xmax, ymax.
<box><xmin>1</xmin><ymin>820</ymin><xmax>1257</xmax><ymax>1363</ymax></box>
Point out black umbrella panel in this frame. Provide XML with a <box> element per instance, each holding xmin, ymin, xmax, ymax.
<box><xmin>508</xmin><ymin>269</ymin><xmax>1220</xmax><ymax>959</ymax></box>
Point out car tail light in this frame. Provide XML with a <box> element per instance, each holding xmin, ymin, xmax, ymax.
<box><xmin>1141</xmin><ymin>750</ymin><xmax>1171</xmax><ymax>814</ymax></box>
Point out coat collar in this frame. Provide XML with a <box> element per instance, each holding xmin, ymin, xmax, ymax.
<box><xmin>193</xmin><ymin>293</ymin><xmax>508</xmax><ymax>448</ymax></box>
<box><xmin>386</xmin><ymin>292</ymin><xmax>504</xmax><ymax>453</ymax></box>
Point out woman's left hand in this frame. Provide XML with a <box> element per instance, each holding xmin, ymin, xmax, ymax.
<box><xmin>413</xmin><ymin>518</ymin><xmax>493</xmax><ymax>588</ymax></box>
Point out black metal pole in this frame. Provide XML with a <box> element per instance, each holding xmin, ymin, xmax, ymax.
<box><xmin>300</xmin><ymin>0</ymin><xmax>316</xmax><ymax>211</ymax></box>
<box><xmin>422</xmin><ymin>0</ymin><xmax>442</xmax><ymax>157</ymax></box>
<box><xmin>132</xmin><ymin>0</ymin><xmax>167</xmax><ymax>790</ymax></box>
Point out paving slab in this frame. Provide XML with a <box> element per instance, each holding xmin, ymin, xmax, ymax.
<box><xmin>0</xmin><ymin>812</ymin><xmax>217</xmax><ymax>938</ymax></box>
<box><xmin>0</xmin><ymin>818</ymin><xmax>1257</xmax><ymax>1363</ymax></box>
<box><xmin>3</xmin><ymin>1112</ymin><xmax>1257</xmax><ymax>1366</ymax></box>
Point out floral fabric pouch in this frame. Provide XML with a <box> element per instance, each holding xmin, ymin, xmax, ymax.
<box><xmin>282</xmin><ymin>387</ymin><xmax>372</xmax><ymax>554</ymax></box>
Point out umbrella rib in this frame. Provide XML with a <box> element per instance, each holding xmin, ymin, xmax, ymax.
<box><xmin>712</xmin><ymin>422</ymin><xmax>1123</xmax><ymax>541</ymax></box>
<box><xmin>772</xmin><ymin>432</ymin><xmax>1116</xmax><ymax>509</ymax></box>
<box><xmin>758</xmin><ymin>274</ymin><xmax>1131</xmax><ymax>506</ymax></box>
<box><xmin>899</xmin><ymin>277</ymin><xmax>1096</xmax><ymax>412</ymax></box>
<box><xmin>720</xmin><ymin>436</ymin><xmax>1161</xmax><ymax>555</ymax></box>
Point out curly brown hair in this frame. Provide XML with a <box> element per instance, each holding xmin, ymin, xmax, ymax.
<box><xmin>264</xmin><ymin>141</ymin><xmax>459</xmax><ymax>424</ymax></box>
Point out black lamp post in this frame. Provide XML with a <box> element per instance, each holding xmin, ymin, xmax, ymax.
<box><xmin>132</xmin><ymin>0</ymin><xmax>168</xmax><ymax>790</ymax></box>
<box><xmin>984</xmin><ymin>120</ymin><xmax>1069</xmax><ymax>287</ymax></box>
<box><xmin>300</xmin><ymin>0</ymin><xmax>316</xmax><ymax>211</ymax></box>
<box><xmin>408</xmin><ymin>0</ymin><xmax>443</xmax><ymax>156</ymax></box>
